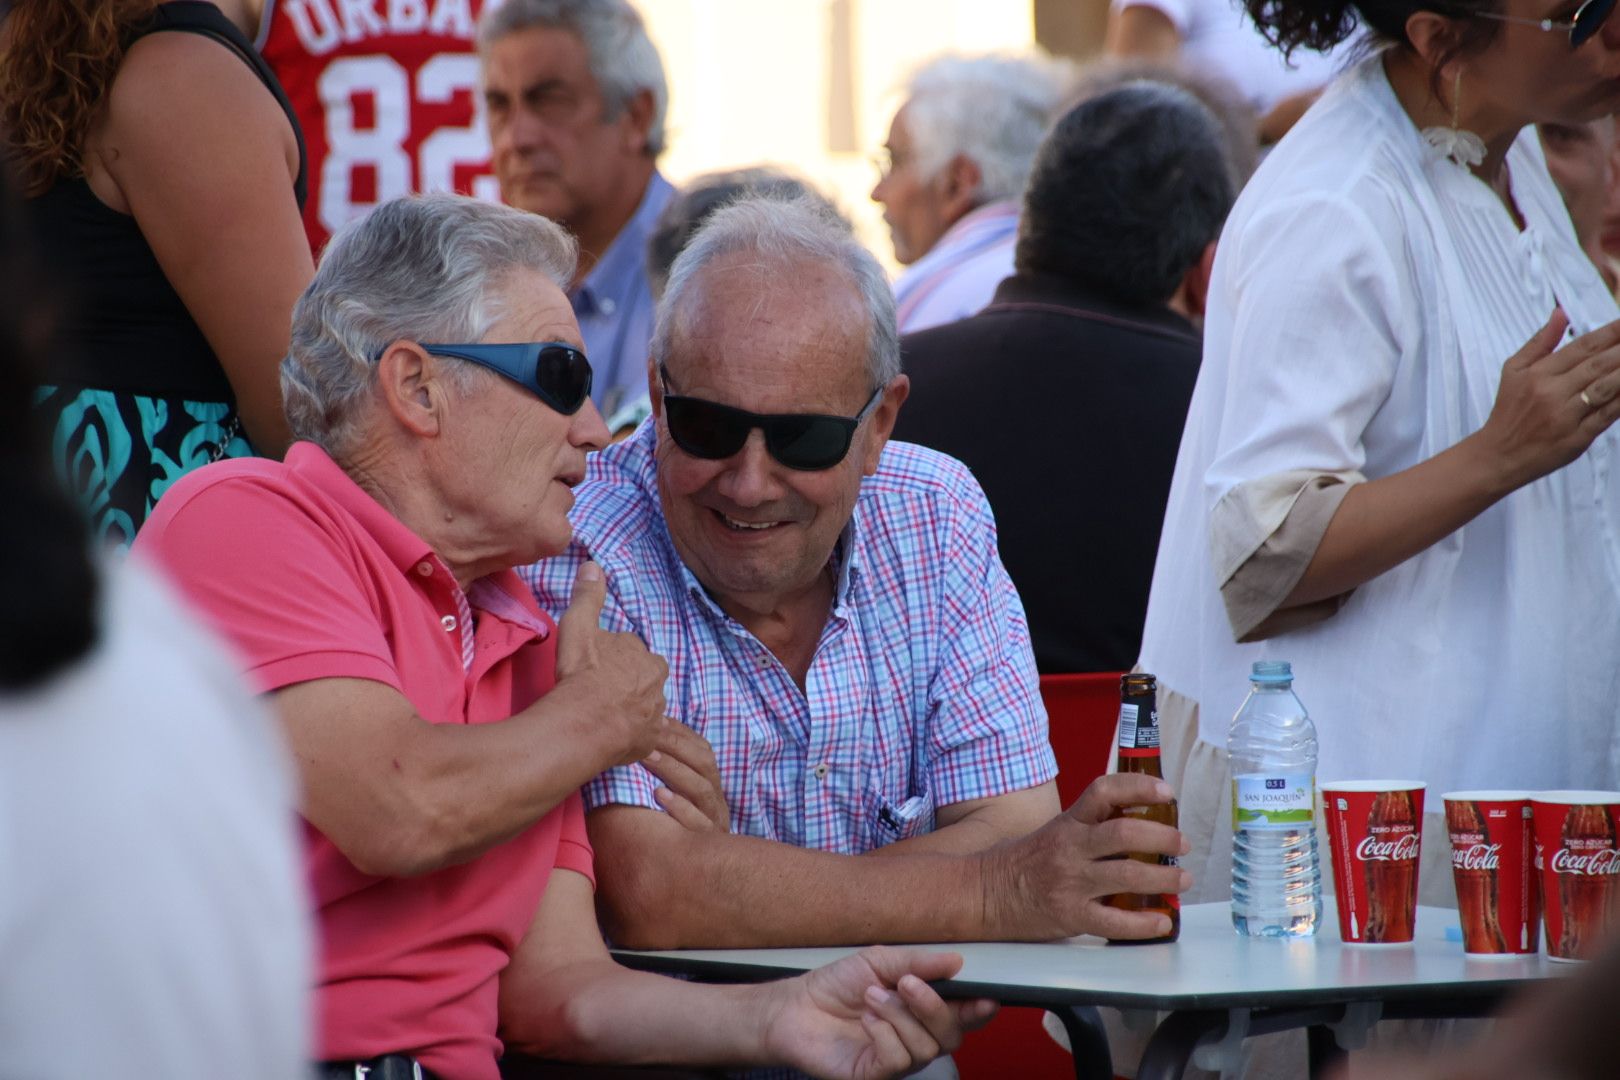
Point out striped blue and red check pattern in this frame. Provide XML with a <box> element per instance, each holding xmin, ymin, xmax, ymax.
<box><xmin>519</xmin><ymin>422</ymin><xmax>1055</xmax><ymax>855</ymax></box>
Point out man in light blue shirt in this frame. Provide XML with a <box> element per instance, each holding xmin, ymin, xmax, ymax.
<box><xmin>479</xmin><ymin>0</ymin><xmax>674</xmax><ymax>413</ymax></box>
<box><xmin>569</xmin><ymin>169</ymin><xmax>673</xmax><ymax>413</ymax></box>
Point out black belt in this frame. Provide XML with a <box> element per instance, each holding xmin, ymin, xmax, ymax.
<box><xmin>319</xmin><ymin>1056</ymin><xmax>440</xmax><ymax>1080</ymax></box>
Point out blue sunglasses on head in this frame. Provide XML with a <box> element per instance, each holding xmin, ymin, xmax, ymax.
<box><xmin>385</xmin><ymin>341</ymin><xmax>594</xmax><ymax>415</ymax></box>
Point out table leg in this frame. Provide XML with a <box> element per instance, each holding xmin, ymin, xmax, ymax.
<box><xmin>1307</xmin><ymin>1024</ymin><xmax>1343</xmax><ymax>1078</ymax></box>
<box><xmin>1052</xmin><ymin>1006</ymin><xmax>1113</xmax><ymax>1080</ymax></box>
<box><xmin>1136</xmin><ymin>1010</ymin><xmax>1230</xmax><ymax>1080</ymax></box>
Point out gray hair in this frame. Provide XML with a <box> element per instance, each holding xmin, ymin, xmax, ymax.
<box><xmin>901</xmin><ymin>52</ymin><xmax>1070</xmax><ymax>205</ymax></box>
<box><xmin>651</xmin><ymin>195</ymin><xmax>899</xmax><ymax>389</ymax></box>
<box><xmin>280</xmin><ymin>193</ymin><xmax>577</xmax><ymax>456</ymax></box>
<box><xmin>645</xmin><ymin>166</ymin><xmax>849</xmax><ymax>299</ymax></box>
<box><xmin>478</xmin><ymin>0</ymin><xmax>669</xmax><ymax>157</ymax></box>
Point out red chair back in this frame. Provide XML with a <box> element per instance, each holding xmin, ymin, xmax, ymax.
<box><xmin>954</xmin><ymin>673</ymin><xmax>1127</xmax><ymax>1080</ymax></box>
<box><xmin>1040</xmin><ymin>672</ymin><xmax>1123</xmax><ymax>808</ymax></box>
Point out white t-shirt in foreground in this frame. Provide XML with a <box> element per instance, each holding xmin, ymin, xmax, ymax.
<box><xmin>0</xmin><ymin>558</ymin><xmax>311</xmax><ymax>1079</ymax></box>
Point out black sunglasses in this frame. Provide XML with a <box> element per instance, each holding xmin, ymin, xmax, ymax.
<box><xmin>658</xmin><ymin>364</ymin><xmax>885</xmax><ymax>471</ymax></box>
<box><xmin>407</xmin><ymin>341</ymin><xmax>593</xmax><ymax>415</ymax></box>
<box><xmin>1471</xmin><ymin>0</ymin><xmax>1616</xmax><ymax>47</ymax></box>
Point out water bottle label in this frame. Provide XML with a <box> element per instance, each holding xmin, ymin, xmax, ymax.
<box><xmin>1233</xmin><ymin>773</ymin><xmax>1314</xmax><ymax>830</ymax></box>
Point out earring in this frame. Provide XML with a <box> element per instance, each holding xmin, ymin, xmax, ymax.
<box><xmin>1421</xmin><ymin>69</ymin><xmax>1486</xmax><ymax>168</ymax></box>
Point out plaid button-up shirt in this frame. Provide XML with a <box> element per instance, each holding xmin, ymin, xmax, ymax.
<box><xmin>519</xmin><ymin>422</ymin><xmax>1055</xmax><ymax>854</ymax></box>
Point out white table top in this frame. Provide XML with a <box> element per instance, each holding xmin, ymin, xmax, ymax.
<box><xmin>613</xmin><ymin>902</ymin><xmax>1568</xmax><ymax>1011</ymax></box>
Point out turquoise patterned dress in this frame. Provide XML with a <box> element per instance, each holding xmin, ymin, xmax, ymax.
<box><xmin>34</xmin><ymin>387</ymin><xmax>255</xmax><ymax>549</ymax></box>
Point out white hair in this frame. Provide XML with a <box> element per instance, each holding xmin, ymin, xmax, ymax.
<box><xmin>902</xmin><ymin>52</ymin><xmax>1070</xmax><ymax>205</ymax></box>
<box><xmin>652</xmin><ymin>195</ymin><xmax>899</xmax><ymax>388</ymax></box>
<box><xmin>478</xmin><ymin>0</ymin><xmax>669</xmax><ymax>156</ymax></box>
<box><xmin>280</xmin><ymin>194</ymin><xmax>577</xmax><ymax>456</ymax></box>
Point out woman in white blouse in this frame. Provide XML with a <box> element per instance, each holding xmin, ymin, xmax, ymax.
<box><xmin>1142</xmin><ymin>0</ymin><xmax>1620</xmax><ymax>908</ymax></box>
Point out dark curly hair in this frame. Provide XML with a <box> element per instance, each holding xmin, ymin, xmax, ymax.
<box><xmin>0</xmin><ymin>0</ymin><xmax>162</xmax><ymax>195</ymax></box>
<box><xmin>1245</xmin><ymin>0</ymin><xmax>1501</xmax><ymax>73</ymax></box>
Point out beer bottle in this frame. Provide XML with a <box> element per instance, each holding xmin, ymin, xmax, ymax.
<box><xmin>1105</xmin><ymin>672</ymin><xmax>1181</xmax><ymax>944</ymax></box>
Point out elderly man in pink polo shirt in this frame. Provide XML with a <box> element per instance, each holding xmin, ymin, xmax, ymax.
<box><xmin>136</xmin><ymin>193</ymin><xmax>993</xmax><ymax>1080</ymax></box>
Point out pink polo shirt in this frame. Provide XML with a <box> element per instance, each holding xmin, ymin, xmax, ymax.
<box><xmin>137</xmin><ymin>442</ymin><xmax>595</xmax><ymax>1080</ymax></box>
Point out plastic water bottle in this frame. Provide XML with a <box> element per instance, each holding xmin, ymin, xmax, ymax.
<box><xmin>1229</xmin><ymin>660</ymin><xmax>1321</xmax><ymax>938</ymax></box>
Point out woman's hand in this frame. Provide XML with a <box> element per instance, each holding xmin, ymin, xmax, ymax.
<box><xmin>1477</xmin><ymin>309</ymin><xmax>1620</xmax><ymax>492</ymax></box>
<box><xmin>762</xmin><ymin>947</ymin><xmax>997</xmax><ymax>1079</ymax></box>
<box><xmin>1280</xmin><ymin>307</ymin><xmax>1620</xmax><ymax>611</ymax></box>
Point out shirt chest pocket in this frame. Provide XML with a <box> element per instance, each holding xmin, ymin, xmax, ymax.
<box><xmin>866</xmin><ymin>785</ymin><xmax>935</xmax><ymax>849</ymax></box>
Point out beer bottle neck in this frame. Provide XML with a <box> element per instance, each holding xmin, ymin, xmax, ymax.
<box><xmin>1118</xmin><ymin>753</ymin><xmax>1166</xmax><ymax>778</ymax></box>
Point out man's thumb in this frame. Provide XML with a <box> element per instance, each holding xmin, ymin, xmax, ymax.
<box><xmin>559</xmin><ymin>560</ymin><xmax>606</xmax><ymax>634</ymax></box>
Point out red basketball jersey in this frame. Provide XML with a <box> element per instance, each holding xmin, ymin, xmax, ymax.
<box><xmin>257</xmin><ymin>0</ymin><xmax>498</xmax><ymax>254</ymax></box>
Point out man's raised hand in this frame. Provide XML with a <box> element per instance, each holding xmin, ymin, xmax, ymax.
<box><xmin>554</xmin><ymin>561</ymin><xmax>669</xmax><ymax>765</ymax></box>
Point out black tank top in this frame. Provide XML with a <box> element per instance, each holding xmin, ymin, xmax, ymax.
<box><xmin>26</xmin><ymin>1</ymin><xmax>307</xmax><ymax>400</ymax></box>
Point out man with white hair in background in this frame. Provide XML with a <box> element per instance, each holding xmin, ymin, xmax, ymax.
<box><xmin>871</xmin><ymin>53</ymin><xmax>1068</xmax><ymax>333</ymax></box>
<box><xmin>479</xmin><ymin>0</ymin><xmax>674</xmax><ymax>414</ymax></box>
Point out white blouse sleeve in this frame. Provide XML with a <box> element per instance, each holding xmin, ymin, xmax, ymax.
<box><xmin>1204</xmin><ymin>189</ymin><xmax>1416</xmax><ymax>640</ymax></box>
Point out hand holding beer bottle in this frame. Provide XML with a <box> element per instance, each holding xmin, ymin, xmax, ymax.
<box><xmin>977</xmin><ymin>769</ymin><xmax>1188</xmax><ymax>942</ymax></box>
<box><xmin>1104</xmin><ymin>673</ymin><xmax>1181</xmax><ymax>944</ymax></box>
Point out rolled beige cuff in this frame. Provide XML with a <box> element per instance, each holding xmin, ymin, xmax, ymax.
<box><xmin>1211</xmin><ymin>469</ymin><xmax>1363</xmax><ymax>643</ymax></box>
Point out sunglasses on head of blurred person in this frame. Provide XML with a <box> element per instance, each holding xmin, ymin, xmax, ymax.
<box><xmin>657</xmin><ymin>364</ymin><xmax>885</xmax><ymax>471</ymax></box>
<box><xmin>1469</xmin><ymin>0</ymin><xmax>1616</xmax><ymax>47</ymax></box>
<box><xmin>395</xmin><ymin>341</ymin><xmax>594</xmax><ymax>415</ymax></box>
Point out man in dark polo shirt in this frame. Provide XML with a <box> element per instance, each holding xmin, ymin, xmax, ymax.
<box><xmin>894</xmin><ymin>82</ymin><xmax>1238</xmax><ymax>674</ymax></box>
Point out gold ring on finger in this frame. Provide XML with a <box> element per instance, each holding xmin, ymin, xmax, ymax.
<box><xmin>1581</xmin><ymin>389</ymin><xmax>1596</xmax><ymax>409</ymax></box>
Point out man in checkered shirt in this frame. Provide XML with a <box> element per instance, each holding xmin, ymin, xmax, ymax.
<box><xmin>522</xmin><ymin>194</ymin><xmax>1188</xmax><ymax>949</ymax></box>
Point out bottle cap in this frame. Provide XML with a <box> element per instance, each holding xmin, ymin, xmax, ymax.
<box><xmin>1250</xmin><ymin>659</ymin><xmax>1293</xmax><ymax>684</ymax></box>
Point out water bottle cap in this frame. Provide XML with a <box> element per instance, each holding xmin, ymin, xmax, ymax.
<box><xmin>1250</xmin><ymin>660</ymin><xmax>1293</xmax><ymax>684</ymax></box>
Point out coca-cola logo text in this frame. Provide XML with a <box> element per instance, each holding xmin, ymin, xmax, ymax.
<box><xmin>1451</xmin><ymin>843</ymin><xmax>1500</xmax><ymax>871</ymax></box>
<box><xmin>1550</xmin><ymin>847</ymin><xmax>1620</xmax><ymax>876</ymax></box>
<box><xmin>1356</xmin><ymin>832</ymin><xmax>1420</xmax><ymax>862</ymax></box>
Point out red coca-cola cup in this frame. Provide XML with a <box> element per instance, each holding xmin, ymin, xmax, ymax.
<box><xmin>1442</xmin><ymin>791</ymin><xmax>1538</xmax><ymax>957</ymax></box>
<box><xmin>1532</xmin><ymin>791</ymin><xmax>1620</xmax><ymax>962</ymax></box>
<box><xmin>1322</xmin><ymin>780</ymin><xmax>1425</xmax><ymax>945</ymax></box>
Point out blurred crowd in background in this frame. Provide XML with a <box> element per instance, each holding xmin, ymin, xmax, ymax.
<box><xmin>5</xmin><ymin>0</ymin><xmax>1620</xmax><ymax>1078</ymax></box>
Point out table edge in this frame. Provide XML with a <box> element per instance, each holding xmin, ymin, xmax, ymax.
<box><xmin>608</xmin><ymin>951</ymin><xmax>1542</xmax><ymax>1012</ymax></box>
